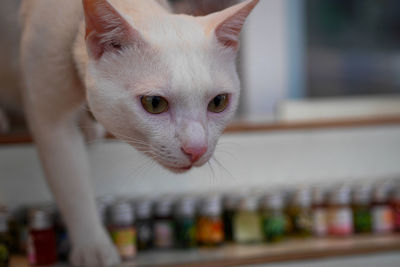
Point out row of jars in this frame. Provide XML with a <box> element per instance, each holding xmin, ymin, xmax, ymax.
<box><xmin>1</xmin><ymin>180</ymin><xmax>400</xmax><ymax>265</ymax></box>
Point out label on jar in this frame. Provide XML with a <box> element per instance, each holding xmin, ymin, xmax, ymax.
<box><xmin>296</xmin><ymin>212</ymin><xmax>313</xmax><ymax>234</ymax></box>
<box><xmin>176</xmin><ymin>218</ymin><xmax>197</xmax><ymax>248</ymax></box>
<box><xmin>328</xmin><ymin>207</ymin><xmax>353</xmax><ymax>236</ymax></box>
<box><xmin>154</xmin><ymin>220</ymin><xmax>174</xmax><ymax>248</ymax></box>
<box><xmin>137</xmin><ymin>223</ymin><xmax>152</xmax><ymax>244</ymax></box>
<box><xmin>197</xmin><ymin>217</ymin><xmax>224</xmax><ymax>244</ymax></box>
<box><xmin>111</xmin><ymin>228</ymin><xmax>136</xmax><ymax>259</ymax></box>
<box><xmin>263</xmin><ymin>214</ymin><xmax>286</xmax><ymax>242</ymax></box>
<box><xmin>353</xmin><ymin>207</ymin><xmax>372</xmax><ymax>233</ymax></box>
<box><xmin>372</xmin><ymin>205</ymin><xmax>394</xmax><ymax>233</ymax></box>
<box><xmin>312</xmin><ymin>208</ymin><xmax>327</xmax><ymax>236</ymax></box>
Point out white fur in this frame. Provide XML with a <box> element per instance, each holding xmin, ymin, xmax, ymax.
<box><xmin>19</xmin><ymin>0</ymin><xmax>258</xmax><ymax>266</ymax></box>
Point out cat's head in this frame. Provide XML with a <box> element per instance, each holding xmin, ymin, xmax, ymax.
<box><xmin>82</xmin><ymin>0</ymin><xmax>258</xmax><ymax>172</ymax></box>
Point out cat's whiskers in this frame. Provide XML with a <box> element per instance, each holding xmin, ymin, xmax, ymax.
<box><xmin>215</xmin><ymin>142</ymin><xmax>239</xmax><ymax>160</ymax></box>
<box><xmin>207</xmin><ymin>161</ymin><xmax>217</xmax><ymax>187</ymax></box>
<box><xmin>116</xmin><ymin>157</ymin><xmax>155</xmax><ymax>191</ymax></box>
<box><xmin>112</xmin><ymin>133</ymin><xmax>150</xmax><ymax>149</ymax></box>
<box><xmin>218</xmin><ymin>140</ymin><xmax>240</xmax><ymax>147</ymax></box>
<box><xmin>112</xmin><ymin>132</ymin><xmax>148</xmax><ymax>146</ymax></box>
<box><xmin>211</xmin><ymin>155</ymin><xmax>237</xmax><ymax>183</ymax></box>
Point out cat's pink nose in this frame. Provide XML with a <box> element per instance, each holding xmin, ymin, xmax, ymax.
<box><xmin>181</xmin><ymin>146</ymin><xmax>207</xmax><ymax>163</ymax></box>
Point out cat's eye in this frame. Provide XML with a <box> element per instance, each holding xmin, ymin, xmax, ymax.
<box><xmin>208</xmin><ymin>94</ymin><xmax>229</xmax><ymax>113</ymax></box>
<box><xmin>141</xmin><ymin>96</ymin><xmax>169</xmax><ymax>114</ymax></box>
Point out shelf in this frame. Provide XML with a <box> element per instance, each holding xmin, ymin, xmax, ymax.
<box><xmin>226</xmin><ymin>115</ymin><xmax>400</xmax><ymax>133</ymax></box>
<box><xmin>10</xmin><ymin>234</ymin><xmax>400</xmax><ymax>267</ymax></box>
<box><xmin>1</xmin><ymin>115</ymin><xmax>400</xmax><ymax>145</ymax></box>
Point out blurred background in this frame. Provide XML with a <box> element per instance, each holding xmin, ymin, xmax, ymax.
<box><xmin>241</xmin><ymin>0</ymin><xmax>400</xmax><ymax>120</ymax></box>
<box><xmin>1</xmin><ymin>1</ymin><xmax>400</xmax><ymax>267</ymax></box>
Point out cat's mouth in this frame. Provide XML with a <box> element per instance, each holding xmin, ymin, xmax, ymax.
<box><xmin>180</xmin><ymin>165</ymin><xmax>192</xmax><ymax>171</ymax></box>
<box><xmin>165</xmin><ymin>165</ymin><xmax>193</xmax><ymax>173</ymax></box>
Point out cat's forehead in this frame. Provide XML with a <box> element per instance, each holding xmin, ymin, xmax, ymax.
<box><xmin>138</xmin><ymin>16</ymin><xmax>226</xmax><ymax>94</ymax></box>
<box><xmin>111</xmin><ymin>13</ymin><xmax>236</xmax><ymax>97</ymax></box>
<box><xmin>139</xmin><ymin>15</ymin><xmax>208</xmax><ymax>48</ymax></box>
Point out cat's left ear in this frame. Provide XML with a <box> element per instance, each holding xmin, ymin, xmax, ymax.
<box><xmin>201</xmin><ymin>0</ymin><xmax>259</xmax><ymax>51</ymax></box>
<box><xmin>83</xmin><ymin>0</ymin><xmax>146</xmax><ymax>59</ymax></box>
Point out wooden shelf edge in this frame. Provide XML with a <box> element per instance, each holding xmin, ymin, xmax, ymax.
<box><xmin>157</xmin><ymin>235</ymin><xmax>400</xmax><ymax>267</ymax></box>
<box><xmin>1</xmin><ymin>115</ymin><xmax>400</xmax><ymax>145</ymax></box>
<box><xmin>225</xmin><ymin>115</ymin><xmax>400</xmax><ymax>133</ymax></box>
<box><xmin>10</xmin><ymin>235</ymin><xmax>400</xmax><ymax>267</ymax></box>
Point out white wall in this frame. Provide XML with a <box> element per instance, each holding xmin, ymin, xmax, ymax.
<box><xmin>242</xmin><ymin>0</ymin><xmax>289</xmax><ymax>116</ymax></box>
<box><xmin>1</xmin><ymin>126</ymin><xmax>400</xmax><ymax>210</ymax></box>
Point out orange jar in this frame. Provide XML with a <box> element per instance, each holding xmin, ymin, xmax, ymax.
<box><xmin>197</xmin><ymin>195</ymin><xmax>224</xmax><ymax>247</ymax></box>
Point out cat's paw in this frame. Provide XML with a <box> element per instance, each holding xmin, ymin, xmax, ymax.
<box><xmin>69</xmin><ymin>234</ymin><xmax>121</xmax><ymax>267</ymax></box>
<box><xmin>0</xmin><ymin>109</ymin><xmax>10</xmax><ymax>134</ymax></box>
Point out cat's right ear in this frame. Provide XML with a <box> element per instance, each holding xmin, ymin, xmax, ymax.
<box><xmin>201</xmin><ymin>0</ymin><xmax>259</xmax><ymax>52</ymax></box>
<box><xmin>82</xmin><ymin>0</ymin><xmax>145</xmax><ymax>60</ymax></box>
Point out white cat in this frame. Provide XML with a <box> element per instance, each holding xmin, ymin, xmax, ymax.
<box><xmin>18</xmin><ymin>0</ymin><xmax>258</xmax><ymax>266</ymax></box>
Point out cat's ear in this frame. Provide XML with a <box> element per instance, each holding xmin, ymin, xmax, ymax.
<box><xmin>82</xmin><ymin>0</ymin><xmax>145</xmax><ymax>59</ymax></box>
<box><xmin>202</xmin><ymin>0</ymin><xmax>259</xmax><ymax>51</ymax></box>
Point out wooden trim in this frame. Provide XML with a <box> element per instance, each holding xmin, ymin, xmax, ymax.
<box><xmin>0</xmin><ymin>133</ymin><xmax>33</xmax><ymax>145</ymax></box>
<box><xmin>225</xmin><ymin>115</ymin><xmax>400</xmax><ymax>133</ymax></box>
<box><xmin>1</xmin><ymin>115</ymin><xmax>400</xmax><ymax>145</ymax></box>
<box><xmin>160</xmin><ymin>237</ymin><xmax>400</xmax><ymax>267</ymax></box>
<box><xmin>10</xmin><ymin>235</ymin><xmax>400</xmax><ymax>267</ymax></box>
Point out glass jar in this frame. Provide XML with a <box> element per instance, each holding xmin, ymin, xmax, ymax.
<box><xmin>372</xmin><ymin>181</ymin><xmax>395</xmax><ymax>234</ymax></box>
<box><xmin>311</xmin><ymin>187</ymin><xmax>328</xmax><ymax>237</ymax></box>
<box><xmin>154</xmin><ymin>197</ymin><xmax>175</xmax><ymax>249</ymax></box>
<box><xmin>233</xmin><ymin>195</ymin><xmax>263</xmax><ymax>244</ymax></box>
<box><xmin>27</xmin><ymin>208</ymin><xmax>58</xmax><ymax>265</ymax></box>
<box><xmin>327</xmin><ymin>186</ymin><xmax>353</xmax><ymax>237</ymax></box>
<box><xmin>97</xmin><ymin>195</ymin><xmax>115</xmax><ymax>226</ymax></box>
<box><xmin>54</xmin><ymin>211</ymin><xmax>70</xmax><ymax>262</ymax></box>
<box><xmin>392</xmin><ymin>186</ymin><xmax>400</xmax><ymax>232</ymax></box>
<box><xmin>222</xmin><ymin>194</ymin><xmax>239</xmax><ymax>243</ymax></box>
<box><xmin>109</xmin><ymin>200</ymin><xmax>137</xmax><ymax>260</ymax></box>
<box><xmin>11</xmin><ymin>207</ymin><xmax>29</xmax><ymax>254</ymax></box>
<box><xmin>175</xmin><ymin>196</ymin><xmax>197</xmax><ymax>249</ymax></box>
<box><xmin>286</xmin><ymin>187</ymin><xmax>313</xmax><ymax>237</ymax></box>
<box><xmin>260</xmin><ymin>192</ymin><xmax>287</xmax><ymax>243</ymax></box>
<box><xmin>352</xmin><ymin>184</ymin><xmax>372</xmax><ymax>234</ymax></box>
<box><xmin>135</xmin><ymin>199</ymin><xmax>154</xmax><ymax>251</ymax></box>
<box><xmin>0</xmin><ymin>209</ymin><xmax>10</xmax><ymax>267</ymax></box>
<box><xmin>197</xmin><ymin>195</ymin><xmax>224</xmax><ymax>247</ymax></box>
<box><xmin>5</xmin><ymin>210</ymin><xmax>20</xmax><ymax>255</ymax></box>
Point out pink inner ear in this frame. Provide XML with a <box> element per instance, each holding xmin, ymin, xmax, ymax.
<box><xmin>215</xmin><ymin>13</ymin><xmax>246</xmax><ymax>49</ymax></box>
<box><xmin>83</xmin><ymin>0</ymin><xmax>143</xmax><ymax>59</ymax></box>
<box><xmin>212</xmin><ymin>0</ymin><xmax>259</xmax><ymax>50</ymax></box>
<box><xmin>83</xmin><ymin>0</ymin><xmax>123</xmax><ymax>38</ymax></box>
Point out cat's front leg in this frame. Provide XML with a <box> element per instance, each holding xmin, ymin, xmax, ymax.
<box><xmin>25</xmin><ymin>107</ymin><xmax>120</xmax><ymax>267</ymax></box>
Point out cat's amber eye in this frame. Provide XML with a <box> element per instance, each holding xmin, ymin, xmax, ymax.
<box><xmin>208</xmin><ymin>94</ymin><xmax>229</xmax><ymax>113</ymax></box>
<box><xmin>141</xmin><ymin>96</ymin><xmax>169</xmax><ymax>114</ymax></box>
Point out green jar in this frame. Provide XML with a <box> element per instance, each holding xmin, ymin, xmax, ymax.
<box><xmin>352</xmin><ymin>185</ymin><xmax>372</xmax><ymax>234</ymax></box>
<box><xmin>260</xmin><ymin>192</ymin><xmax>287</xmax><ymax>243</ymax></box>
<box><xmin>175</xmin><ymin>197</ymin><xmax>197</xmax><ymax>249</ymax></box>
